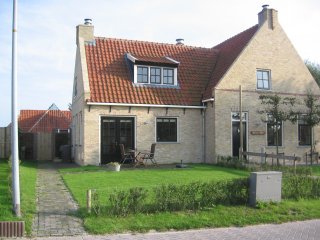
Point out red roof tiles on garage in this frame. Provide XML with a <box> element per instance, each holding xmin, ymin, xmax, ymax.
<box><xmin>19</xmin><ymin>110</ymin><xmax>71</xmax><ymax>133</ymax></box>
<box><xmin>85</xmin><ymin>25</ymin><xmax>258</xmax><ymax>105</ymax></box>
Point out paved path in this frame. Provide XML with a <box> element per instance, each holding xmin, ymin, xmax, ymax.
<box><xmin>32</xmin><ymin>162</ymin><xmax>86</xmax><ymax>237</ymax></box>
<box><xmin>27</xmin><ymin>219</ymin><xmax>320</xmax><ymax>240</ymax></box>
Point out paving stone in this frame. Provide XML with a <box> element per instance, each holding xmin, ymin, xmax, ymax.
<box><xmin>32</xmin><ymin>162</ymin><xmax>86</xmax><ymax>237</ymax></box>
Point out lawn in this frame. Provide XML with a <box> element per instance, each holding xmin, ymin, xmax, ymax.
<box><xmin>61</xmin><ymin>164</ymin><xmax>320</xmax><ymax>234</ymax></box>
<box><xmin>61</xmin><ymin>164</ymin><xmax>249</xmax><ymax>207</ymax></box>
<box><xmin>0</xmin><ymin>159</ymin><xmax>37</xmax><ymax>235</ymax></box>
<box><xmin>312</xmin><ymin>165</ymin><xmax>320</xmax><ymax>176</ymax></box>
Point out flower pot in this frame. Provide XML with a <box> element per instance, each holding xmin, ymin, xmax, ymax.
<box><xmin>109</xmin><ymin>165</ymin><xmax>121</xmax><ymax>172</ymax></box>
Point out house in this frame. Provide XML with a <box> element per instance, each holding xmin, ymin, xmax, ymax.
<box><xmin>17</xmin><ymin>104</ymin><xmax>71</xmax><ymax>161</ymax></box>
<box><xmin>72</xmin><ymin>6</ymin><xmax>320</xmax><ymax>166</ymax></box>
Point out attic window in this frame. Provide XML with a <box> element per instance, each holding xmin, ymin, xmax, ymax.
<box><xmin>135</xmin><ymin>65</ymin><xmax>176</xmax><ymax>85</ymax></box>
<box><xmin>126</xmin><ymin>53</ymin><xmax>179</xmax><ymax>86</ymax></box>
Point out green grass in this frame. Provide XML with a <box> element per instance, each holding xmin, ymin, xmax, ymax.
<box><xmin>312</xmin><ymin>165</ymin><xmax>320</xmax><ymax>176</ymax></box>
<box><xmin>61</xmin><ymin>164</ymin><xmax>320</xmax><ymax>234</ymax></box>
<box><xmin>61</xmin><ymin>164</ymin><xmax>249</xmax><ymax>207</ymax></box>
<box><xmin>0</xmin><ymin>159</ymin><xmax>37</xmax><ymax>235</ymax></box>
<box><xmin>82</xmin><ymin>199</ymin><xmax>320</xmax><ymax>234</ymax></box>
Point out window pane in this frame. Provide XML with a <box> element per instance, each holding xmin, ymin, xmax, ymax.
<box><xmin>163</xmin><ymin>68</ymin><xmax>174</xmax><ymax>84</ymax></box>
<box><xmin>150</xmin><ymin>67</ymin><xmax>161</xmax><ymax>84</ymax></box>
<box><xmin>257</xmin><ymin>80</ymin><xmax>263</xmax><ymax>88</ymax></box>
<box><xmin>156</xmin><ymin>118</ymin><xmax>177</xmax><ymax>142</ymax></box>
<box><xmin>137</xmin><ymin>66</ymin><xmax>148</xmax><ymax>83</ymax></box>
<box><xmin>299</xmin><ymin>124</ymin><xmax>311</xmax><ymax>145</ymax></box>
<box><xmin>263</xmin><ymin>79</ymin><xmax>269</xmax><ymax>89</ymax></box>
<box><xmin>267</xmin><ymin>122</ymin><xmax>282</xmax><ymax>146</ymax></box>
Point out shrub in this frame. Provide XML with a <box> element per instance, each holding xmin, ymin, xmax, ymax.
<box><xmin>153</xmin><ymin>178</ymin><xmax>249</xmax><ymax>212</ymax></box>
<box><xmin>282</xmin><ymin>176</ymin><xmax>320</xmax><ymax>200</ymax></box>
<box><xmin>108</xmin><ymin>187</ymin><xmax>147</xmax><ymax>216</ymax></box>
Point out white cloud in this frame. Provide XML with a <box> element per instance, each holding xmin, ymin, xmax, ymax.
<box><xmin>0</xmin><ymin>0</ymin><xmax>319</xmax><ymax>126</ymax></box>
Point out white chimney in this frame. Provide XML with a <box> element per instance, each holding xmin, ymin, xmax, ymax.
<box><xmin>76</xmin><ymin>18</ymin><xmax>94</xmax><ymax>45</ymax></box>
<box><xmin>258</xmin><ymin>5</ymin><xmax>278</xmax><ymax>29</ymax></box>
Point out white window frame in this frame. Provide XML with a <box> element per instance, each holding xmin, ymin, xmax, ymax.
<box><xmin>256</xmin><ymin>69</ymin><xmax>271</xmax><ymax>90</ymax></box>
<box><xmin>134</xmin><ymin>65</ymin><xmax>177</xmax><ymax>86</ymax></box>
<box><xmin>155</xmin><ymin>117</ymin><xmax>179</xmax><ymax>143</ymax></box>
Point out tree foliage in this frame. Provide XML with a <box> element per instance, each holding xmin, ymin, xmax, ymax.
<box><xmin>301</xmin><ymin>92</ymin><xmax>320</xmax><ymax>156</ymax></box>
<box><xmin>305</xmin><ymin>60</ymin><xmax>320</xmax><ymax>86</ymax></box>
<box><xmin>258</xmin><ymin>94</ymin><xmax>297</xmax><ymax>165</ymax></box>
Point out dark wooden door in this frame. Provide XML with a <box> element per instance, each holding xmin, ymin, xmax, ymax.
<box><xmin>101</xmin><ymin>117</ymin><xmax>134</xmax><ymax>164</ymax></box>
<box><xmin>232</xmin><ymin>122</ymin><xmax>247</xmax><ymax>157</ymax></box>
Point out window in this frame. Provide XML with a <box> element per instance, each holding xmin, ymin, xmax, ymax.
<box><xmin>267</xmin><ymin>115</ymin><xmax>282</xmax><ymax>146</ymax></box>
<box><xmin>135</xmin><ymin>65</ymin><xmax>176</xmax><ymax>85</ymax></box>
<box><xmin>298</xmin><ymin>115</ymin><xmax>311</xmax><ymax>146</ymax></box>
<box><xmin>156</xmin><ymin>118</ymin><xmax>177</xmax><ymax>142</ymax></box>
<box><xmin>163</xmin><ymin>68</ymin><xmax>174</xmax><ymax>85</ymax></box>
<box><xmin>150</xmin><ymin>67</ymin><xmax>161</xmax><ymax>84</ymax></box>
<box><xmin>257</xmin><ymin>70</ymin><xmax>271</xmax><ymax>90</ymax></box>
<box><xmin>137</xmin><ymin>66</ymin><xmax>148</xmax><ymax>83</ymax></box>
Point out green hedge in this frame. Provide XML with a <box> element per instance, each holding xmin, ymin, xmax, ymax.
<box><xmin>282</xmin><ymin>176</ymin><xmax>320</xmax><ymax>200</ymax></box>
<box><xmin>98</xmin><ymin>178</ymin><xmax>249</xmax><ymax>216</ymax></box>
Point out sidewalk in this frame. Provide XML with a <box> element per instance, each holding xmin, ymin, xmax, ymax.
<box><xmin>32</xmin><ymin>162</ymin><xmax>86</xmax><ymax>237</ymax></box>
<box><xmin>26</xmin><ymin>219</ymin><xmax>320</xmax><ymax>240</ymax></box>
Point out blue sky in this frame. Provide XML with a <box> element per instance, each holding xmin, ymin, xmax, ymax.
<box><xmin>1</xmin><ymin>0</ymin><xmax>320</xmax><ymax>126</ymax></box>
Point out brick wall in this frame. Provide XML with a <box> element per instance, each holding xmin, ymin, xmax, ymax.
<box><xmin>81</xmin><ymin>105</ymin><xmax>204</xmax><ymax>165</ymax></box>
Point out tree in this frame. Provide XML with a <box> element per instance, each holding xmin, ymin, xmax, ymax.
<box><xmin>258</xmin><ymin>94</ymin><xmax>297</xmax><ymax>165</ymax></box>
<box><xmin>305</xmin><ymin>60</ymin><xmax>320</xmax><ymax>86</ymax></box>
<box><xmin>301</xmin><ymin>92</ymin><xmax>320</xmax><ymax>162</ymax></box>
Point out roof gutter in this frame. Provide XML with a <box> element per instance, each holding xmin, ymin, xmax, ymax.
<box><xmin>202</xmin><ymin>98</ymin><xmax>215</xmax><ymax>103</ymax></box>
<box><xmin>86</xmin><ymin>102</ymin><xmax>206</xmax><ymax>109</ymax></box>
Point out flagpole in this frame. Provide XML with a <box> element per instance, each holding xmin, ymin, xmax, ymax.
<box><xmin>11</xmin><ymin>0</ymin><xmax>21</xmax><ymax>217</ymax></box>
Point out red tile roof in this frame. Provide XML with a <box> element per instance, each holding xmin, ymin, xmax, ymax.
<box><xmin>18</xmin><ymin>110</ymin><xmax>71</xmax><ymax>133</ymax></box>
<box><xmin>204</xmin><ymin>25</ymin><xmax>259</xmax><ymax>98</ymax></box>
<box><xmin>85</xmin><ymin>25</ymin><xmax>258</xmax><ymax>105</ymax></box>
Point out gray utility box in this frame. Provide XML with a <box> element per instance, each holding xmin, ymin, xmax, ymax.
<box><xmin>249</xmin><ymin>171</ymin><xmax>282</xmax><ymax>206</ymax></box>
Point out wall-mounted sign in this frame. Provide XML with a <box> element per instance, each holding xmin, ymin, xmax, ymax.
<box><xmin>250</xmin><ymin>131</ymin><xmax>265</xmax><ymax>135</ymax></box>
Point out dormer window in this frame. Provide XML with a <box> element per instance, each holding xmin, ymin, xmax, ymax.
<box><xmin>126</xmin><ymin>53</ymin><xmax>179</xmax><ymax>86</ymax></box>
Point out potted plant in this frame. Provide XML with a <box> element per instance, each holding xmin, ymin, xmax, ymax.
<box><xmin>107</xmin><ymin>162</ymin><xmax>121</xmax><ymax>172</ymax></box>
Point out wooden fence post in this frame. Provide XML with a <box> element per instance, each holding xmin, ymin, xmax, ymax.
<box><xmin>293</xmin><ymin>154</ymin><xmax>296</xmax><ymax>175</ymax></box>
<box><xmin>87</xmin><ymin>189</ymin><xmax>92</xmax><ymax>213</ymax></box>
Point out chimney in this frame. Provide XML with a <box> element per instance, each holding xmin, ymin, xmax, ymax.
<box><xmin>76</xmin><ymin>18</ymin><xmax>94</xmax><ymax>45</ymax></box>
<box><xmin>258</xmin><ymin>5</ymin><xmax>278</xmax><ymax>29</ymax></box>
<box><xmin>176</xmin><ymin>38</ymin><xmax>184</xmax><ymax>45</ymax></box>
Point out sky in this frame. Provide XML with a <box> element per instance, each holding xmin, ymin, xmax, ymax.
<box><xmin>0</xmin><ymin>0</ymin><xmax>319</xmax><ymax>126</ymax></box>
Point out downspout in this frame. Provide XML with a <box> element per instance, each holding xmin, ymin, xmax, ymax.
<box><xmin>202</xmin><ymin>97</ymin><xmax>215</xmax><ymax>163</ymax></box>
<box><xmin>202</xmin><ymin>108</ymin><xmax>206</xmax><ymax>163</ymax></box>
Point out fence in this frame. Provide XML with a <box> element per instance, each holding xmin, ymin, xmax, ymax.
<box><xmin>0</xmin><ymin>127</ymin><xmax>10</xmax><ymax>158</ymax></box>
<box><xmin>241</xmin><ymin>151</ymin><xmax>301</xmax><ymax>170</ymax></box>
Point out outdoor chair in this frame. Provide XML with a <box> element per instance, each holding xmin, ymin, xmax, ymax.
<box><xmin>119</xmin><ymin>144</ymin><xmax>134</xmax><ymax>164</ymax></box>
<box><xmin>135</xmin><ymin>143</ymin><xmax>157</xmax><ymax>166</ymax></box>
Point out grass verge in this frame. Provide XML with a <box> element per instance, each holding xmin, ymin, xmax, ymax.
<box><xmin>0</xmin><ymin>159</ymin><xmax>37</xmax><ymax>235</ymax></box>
<box><xmin>82</xmin><ymin>199</ymin><xmax>320</xmax><ymax>234</ymax></box>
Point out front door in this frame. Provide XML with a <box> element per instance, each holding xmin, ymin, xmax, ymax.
<box><xmin>101</xmin><ymin>117</ymin><xmax>134</xmax><ymax>164</ymax></box>
<box><xmin>231</xmin><ymin>112</ymin><xmax>247</xmax><ymax>157</ymax></box>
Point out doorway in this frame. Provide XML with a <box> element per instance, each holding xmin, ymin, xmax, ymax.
<box><xmin>101</xmin><ymin>117</ymin><xmax>135</xmax><ymax>164</ymax></box>
<box><xmin>231</xmin><ymin>112</ymin><xmax>247</xmax><ymax>157</ymax></box>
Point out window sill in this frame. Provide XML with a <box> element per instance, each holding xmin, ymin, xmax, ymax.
<box><xmin>156</xmin><ymin>142</ymin><xmax>180</xmax><ymax>144</ymax></box>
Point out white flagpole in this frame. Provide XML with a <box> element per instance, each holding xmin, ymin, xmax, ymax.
<box><xmin>11</xmin><ymin>0</ymin><xmax>21</xmax><ymax>217</ymax></box>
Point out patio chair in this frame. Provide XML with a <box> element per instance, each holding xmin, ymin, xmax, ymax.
<box><xmin>136</xmin><ymin>143</ymin><xmax>157</xmax><ymax>166</ymax></box>
<box><xmin>119</xmin><ymin>144</ymin><xmax>134</xmax><ymax>164</ymax></box>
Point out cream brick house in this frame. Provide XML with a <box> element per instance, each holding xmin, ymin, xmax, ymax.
<box><xmin>72</xmin><ymin>6</ymin><xmax>320</xmax><ymax>166</ymax></box>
